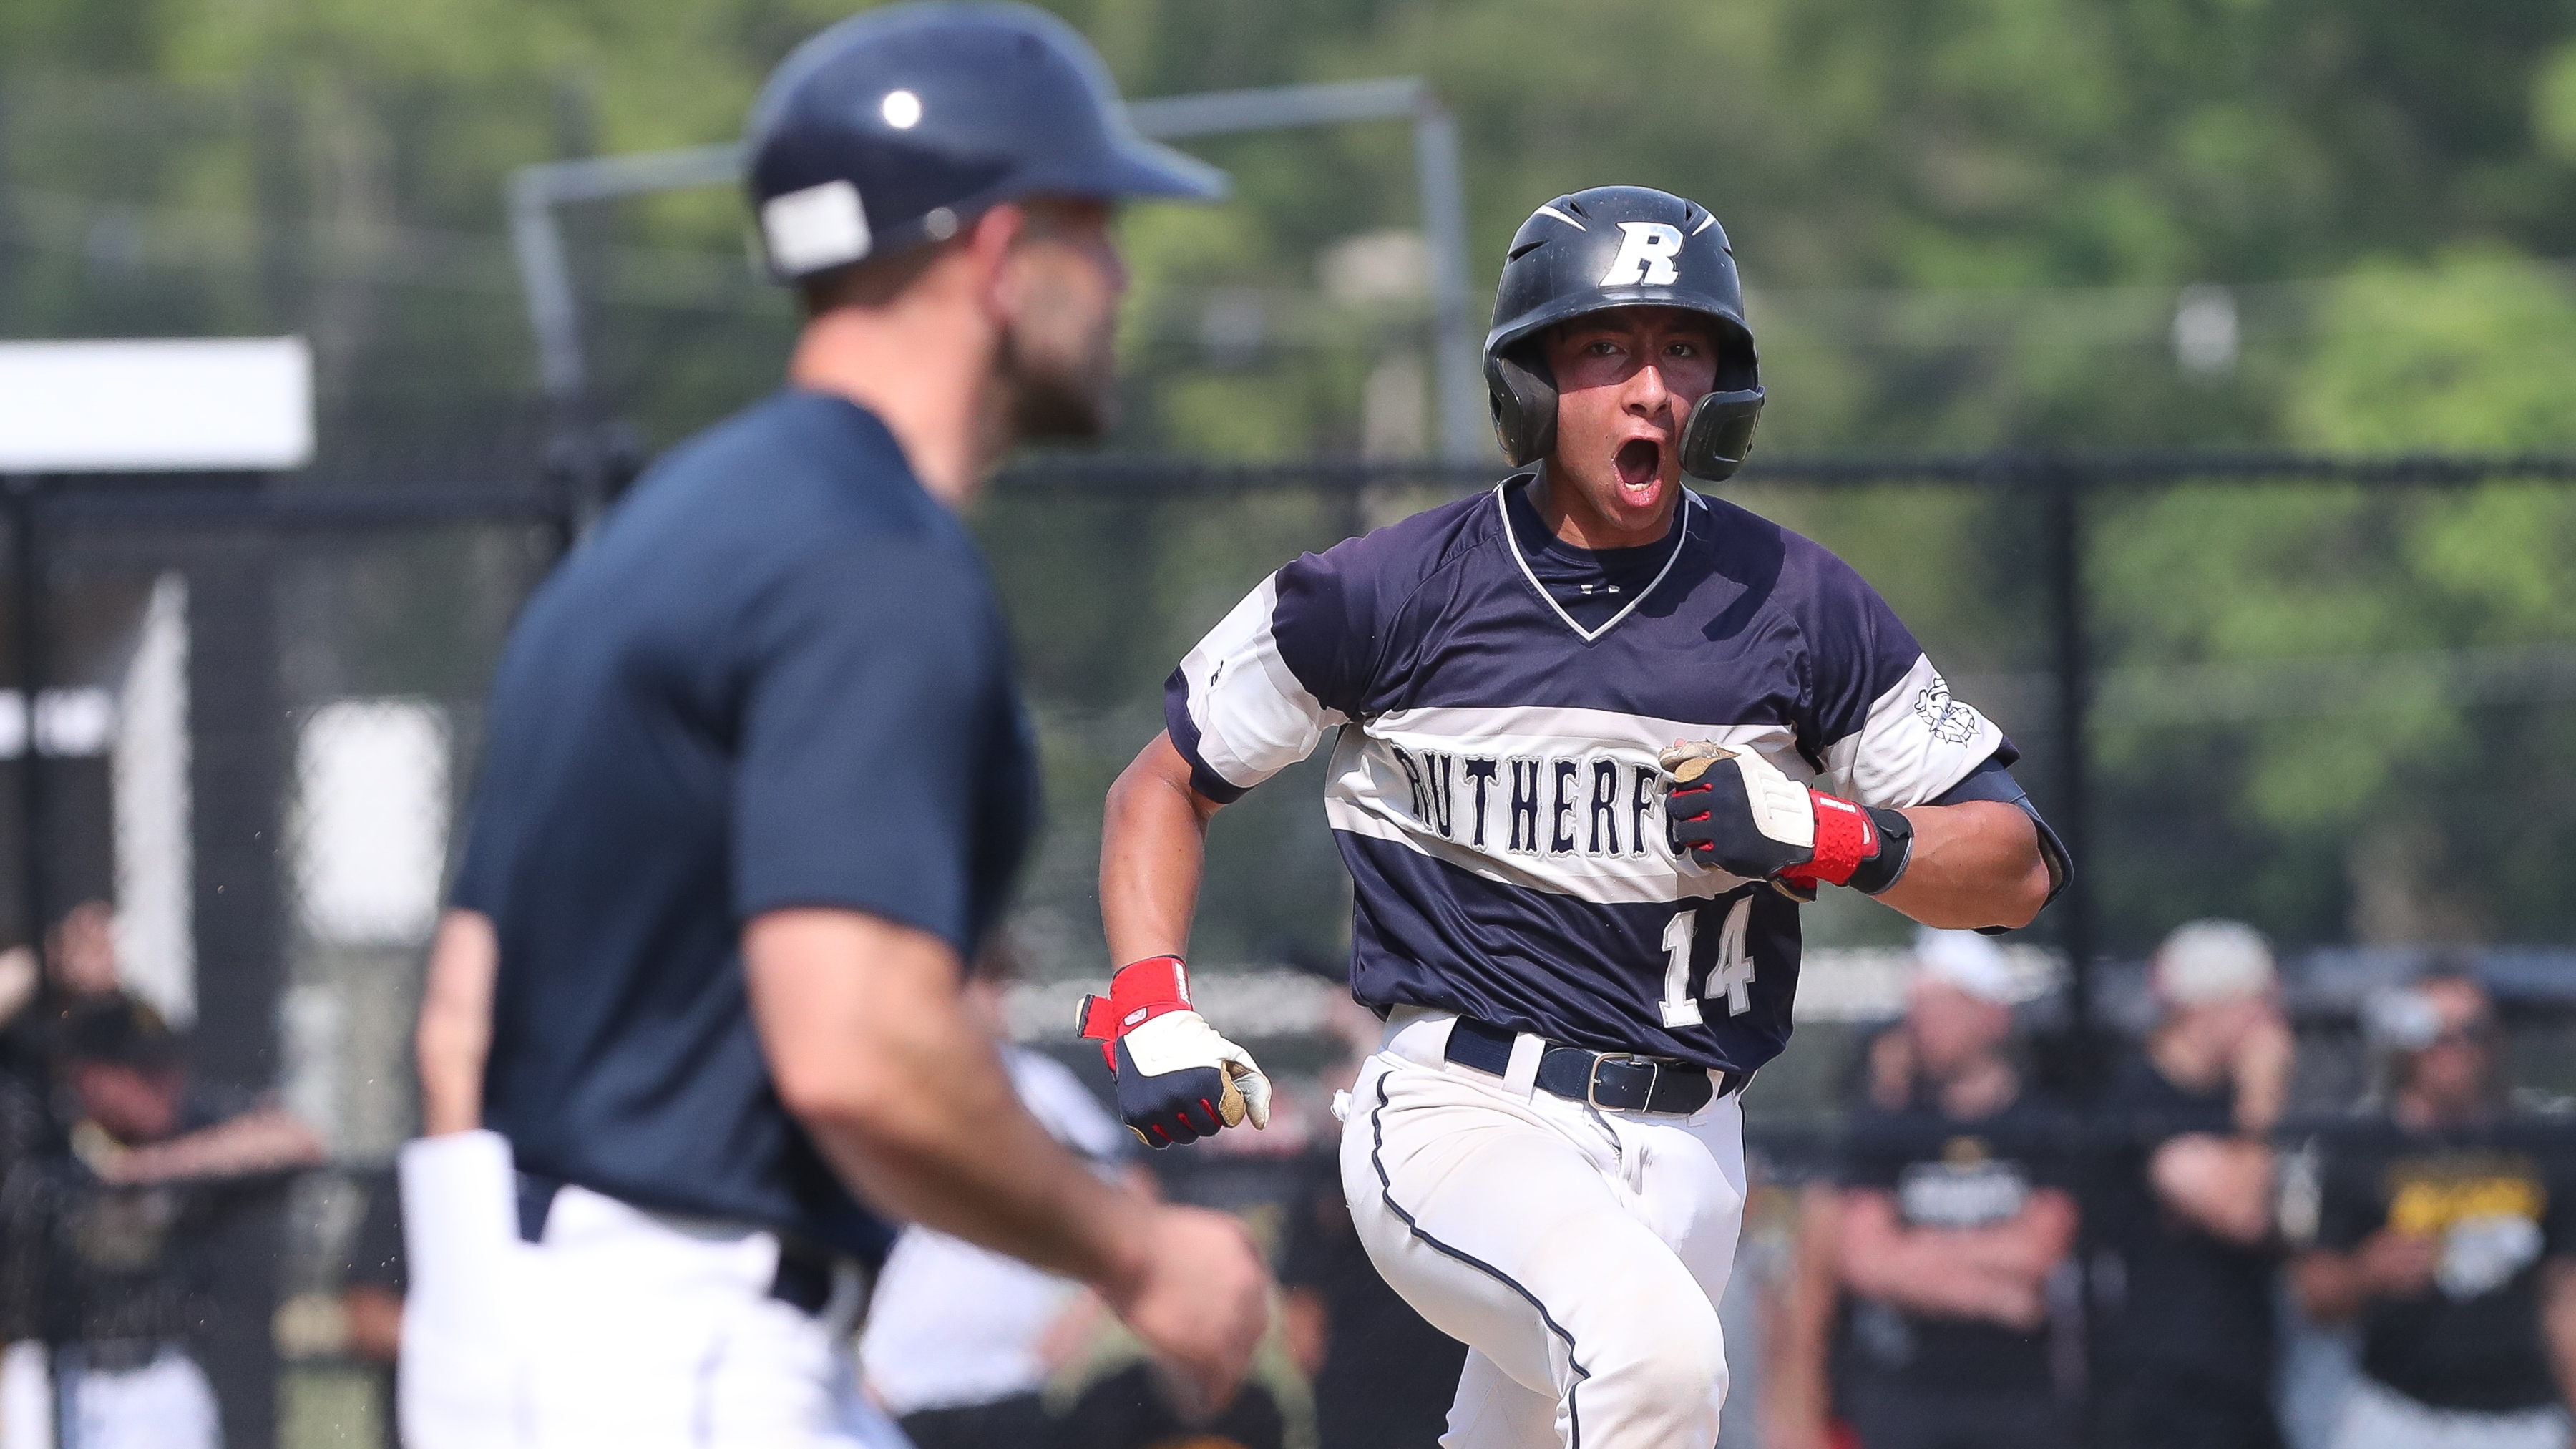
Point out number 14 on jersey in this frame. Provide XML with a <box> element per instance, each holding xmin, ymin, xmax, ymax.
<box><xmin>1660</xmin><ymin>895</ymin><xmax>1755</xmax><ymax>1029</ymax></box>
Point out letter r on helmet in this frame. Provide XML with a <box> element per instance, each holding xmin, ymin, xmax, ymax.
<box><xmin>1600</xmin><ymin>222</ymin><xmax>1684</xmax><ymax>286</ymax></box>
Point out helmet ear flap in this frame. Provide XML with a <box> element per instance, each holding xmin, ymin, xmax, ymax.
<box><xmin>1679</xmin><ymin>386</ymin><xmax>1765</xmax><ymax>482</ymax></box>
<box><xmin>1485</xmin><ymin>348</ymin><xmax>1557</xmax><ymax>467</ymax></box>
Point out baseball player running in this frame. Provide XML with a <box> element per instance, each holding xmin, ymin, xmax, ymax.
<box><xmin>401</xmin><ymin>7</ymin><xmax>1268</xmax><ymax>1447</ymax></box>
<box><xmin>1083</xmin><ymin>185</ymin><xmax>2071</xmax><ymax>1447</ymax></box>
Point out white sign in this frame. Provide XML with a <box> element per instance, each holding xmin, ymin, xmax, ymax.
<box><xmin>294</xmin><ymin>700</ymin><xmax>450</xmax><ymax>947</ymax></box>
<box><xmin>0</xmin><ymin>337</ymin><xmax>313</xmax><ymax>472</ymax></box>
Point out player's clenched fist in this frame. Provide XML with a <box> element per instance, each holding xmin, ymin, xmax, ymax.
<box><xmin>1078</xmin><ymin>956</ymin><xmax>1271</xmax><ymax>1147</ymax></box>
<box><xmin>1661</xmin><ymin>741</ymin><xmax>1916</xmax><ymax>900</ymax></box>
<box><xmin>1105</xmin><ymin>1203</ymin><xmax>1272</xmax><ymax>1411</ymax></box>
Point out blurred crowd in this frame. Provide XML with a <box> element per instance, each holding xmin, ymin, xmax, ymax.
<box><xmin>0</xmin><ymin>900</ymin><xmax>328</xmax><ymax>1449</ymax></box>
<box><xmin>1761</xmin><ymin>924</ymin><xmax>2576</xmax><ymax>1449</ymax></box>
<box><xmin>5</xmin><ymin>902</ymin><xmax>2575</xmax><ymax>1449</ymax></box>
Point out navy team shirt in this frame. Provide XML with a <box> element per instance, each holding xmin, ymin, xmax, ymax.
<box><xmin>454</xmin><ymin>390</ymin><xmax>1038</xmax><ymax>1261</ymax></box>
<box><xmin>1169</xmin><ymin>474</ymin><xmax>2011</xmax><ymax>1073</ymax></box>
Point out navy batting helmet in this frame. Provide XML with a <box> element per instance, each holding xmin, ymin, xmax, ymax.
<box><xmin>746</xmin><ymin>2</ymin><xmax>1226</xmax><ymax>281</ymax></box>
<box><xmin>1483</xmin><ymin>186</ymin><xmax>1763</xmax><ymax>480</ymax></box>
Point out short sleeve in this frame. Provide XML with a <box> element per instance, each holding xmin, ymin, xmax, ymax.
<box><xmin>1836</xmin><ymin>1106</ymin><xmax>1915</xmax><ymax>1191</ymax></box>
<box><xmin>1165</xmin><ymin>555</ymin><xmax>1362</xmax><ymax>803</ymax></box>
<box><xmin>2312</xmin><ymin>1151</ymin><xmax>2384</xmax><ymax>1252</ymax></box>
<box><xmin>449</xmin><ymin>733</ymin><xmax>510</xmax><ymax>914</ymax></box>
<box><xmin>1801</xmin><ymin>555</ymin><xmax>2007</xmax><ymax>809</ymax></box>
<box><xmin>731</xmin><ymin>535</ymin><xmax>1013</xmax><ymax>952</ymax></box>
<box><xmin>2544</xmin><ymin>1154</ymin><xmax>2576</xmax><ymax>1257</ymax></box>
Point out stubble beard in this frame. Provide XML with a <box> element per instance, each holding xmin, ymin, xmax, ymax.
<box><xmin>995</xmin><ymin>296</ymin><xmax>1118</xmax><ymax>443</ymax></box>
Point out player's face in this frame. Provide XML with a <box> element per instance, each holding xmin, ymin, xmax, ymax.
<box><xmin>2403</xmin><ymin>978</ymin><xmax>2499</xmax><ymax>1111</ymax></box>
<box><xmin>996</xmin><ymin>198</ymin><xmax>1128</xmax><ymax>439</ymax></box>
<box><xmin>1907</xmin><ymin>980</ymin><xmax>2011</xmax><ymax>1078</ymax></box>
<box><xmin>69</xmin><ymin>1061</ymin><xmax>182</xmax><ymax>1143</ymax></box>
<box><xmin>1541</xmin><ymin>307</ymin><xmax>1721</xmax><ymax>544</ymax></box>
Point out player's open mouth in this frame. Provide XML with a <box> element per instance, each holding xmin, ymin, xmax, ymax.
<box><xmin>1614</xmin><ymin>438</ymin><xmax>1662</xmax><ymax>499</ymax></box>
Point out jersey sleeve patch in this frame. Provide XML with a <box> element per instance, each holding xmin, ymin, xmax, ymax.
<box><xmin>1819</xmin><ymin>652</ymin><xmax>2006</xmax><ymax>808</ymax></box>
<box><xmin>1166</xmin><ymin>572</ymin><xmax>1345</xmax><ymax>801</ymax></box>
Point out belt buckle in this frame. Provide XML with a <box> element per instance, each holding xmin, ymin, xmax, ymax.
<box><xmin>1586</xmin><ymin>1053</ymin><xmax>1657</xmax><ymax>1111</ymax></box>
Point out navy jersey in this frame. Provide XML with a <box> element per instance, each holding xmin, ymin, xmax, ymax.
<box><xmin>455</xmin><ymin>390</ymin><xmax>1038</xmax><ymax>1261</ymax></box>
<box><xmin>1166</xmin><ymin>475</ymin><xmax>2007</xmax><ymax>1073</ymax></box>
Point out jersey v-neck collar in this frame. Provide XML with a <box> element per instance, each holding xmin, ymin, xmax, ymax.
<box><xmin>1494</xmin><ymin>474</ymin><xmax>1702</xmax><ymax>644</ymax></box>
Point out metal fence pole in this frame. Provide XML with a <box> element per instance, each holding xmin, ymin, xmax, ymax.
<box><xmin>2042</xmin><ymin>462</ymin><xmax>2095</xmax><ymax>1063</ymax></box>
<box><xmin>8</xmin><ymin>474</ymin><xmax>44</xmax><ymax>952</ymax></box>
<box><xmin>187</xmin><ymin>530</ymin><xmax>288</xmax><ymax>1449</ymax></box>
<box><xmin>2039</xmin><ymin>459</ymin><xmax>2110</xmax><ymax>1445</ymax></box>
<box><xmin>1409</xmin><ymin>97</ymin><xmax>1485</xmax><ymax>464</ymax></box>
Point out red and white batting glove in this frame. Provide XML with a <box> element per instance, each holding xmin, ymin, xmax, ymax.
<box><xmin>1076</xmin><ymin>956</ymin><xmax>1272</xmax><ymax>1148</ymax></box>
<box><xmin>1660</xmin><ymin>741</ymin><xmax>1914</xmax><ymax>901</ymax></box>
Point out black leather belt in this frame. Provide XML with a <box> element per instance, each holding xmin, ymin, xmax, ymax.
<box><xmin>517</xmin><ymin>1172</ymin><xmax>843</xmax><ymax>1315</ymax></box>
<box><xmin>65</xmin><ymin>1339</ymin><xmax>163</xmax><ymax>1375</ymax></box>
<box><xmin>1443</xmin><ymin>1016</ymin><xmax>1743</xmax><ymax>1116</ymax></box>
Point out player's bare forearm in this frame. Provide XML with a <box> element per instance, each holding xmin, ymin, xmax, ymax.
<box><xmin>416</xmin><ymin>908</ymin><xmax>498</xmax><ymax>1136</ymax></box>
<box><xmin>104</xmin><ymin>1104</ymin><xmax>327</xmax><ymax>1185</ymax></box>
<box><xmin>2542</xmin><ymin>1260</ymin><xmax>2576</xmax><ymax>1412</ymax></box>
<box><xmin>1964</xmin><ymin>1189</ymin><xmax>2079</xmax><ymax>1279</ymax></box>
<box><xmin>2150</xmin><ymin>1135</ymin><xmax>2275</xmax><ymax>1245</ymax></box>
<box><xmin>1872</xmin><ymin>800</ymin><xmax>2049</xmax><ymax>930</ymax></box>
<box><xmin>1838</xmin><ymin>1190</ymin><xmax>2049</xmax><ymax>1324</ymax></box>
<box><xmin>2231</xmin><ymin>1012</ymin><xmax>2296</xmax><ymax>1133</ymax></box>
<box><xmin>342</xmin><ymin>1285</ymin><xmax>404</xmax><ymax>1364</ymax></box>
<box><xmin>745</xmin><ymin>907</ymin><xmax>1156</xmax><ymax>1288</ymax></box>
<box><xmin>1763</xmin><ymin>1186</ymin><xmax>1843</xmax><ymax>1449</ymax></box>
<box><xmin>2290</xmin><ymin>1247</ymin><xmax>2370</xmax><ymax>1323</ymax></box>
<box><xmin>1101</xmin><ymin>732</ymin><xmax>1225</xmax><ymax>964</ymax></box>
<box><xmin>1282</xmin><ymin>1287</ymin><xmax>1329</xmax><ymax>1378</ymax></box>
<box><xmin>1853</xmin><ymin>1239</ymin><xmax>2040</xmax><ymax>1324</ymax></box>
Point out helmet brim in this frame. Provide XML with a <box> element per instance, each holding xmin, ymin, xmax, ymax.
<box><xmin>1485</xmin><ymin>288</ymin><xmax>1749</xmax><ymax>358</ymax></box>
<box><xmin>1046</xmin><ymin>134</ymin><xmax>1229</xmax><ymax>203</ymax></box>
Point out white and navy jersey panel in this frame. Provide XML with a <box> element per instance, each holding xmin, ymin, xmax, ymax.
<box><xmin>1165</xmin><ymin>479</ymin><xmax>2011</xmax><ymax>1074</ymax></box>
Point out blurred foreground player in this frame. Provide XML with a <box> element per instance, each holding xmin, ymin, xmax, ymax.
<box><xmin>859</xmin><ymin>957</ymin><xmax>1134</xmax><ymax>1449</ymax></box>
<box><xmin>2296</xmin><ymin>969</ymin><xmax>2576</xmax><ymax>1449</ymax></box>
<box><xmin>1088</xmin><ymin>185</ymin><xmax>2069</xmax><ymax>1447</ymax></box>
<box><xmin>402</xmin><ymin>8</ymin><xmax>1267</xmax><ymax>1448</ymax></box>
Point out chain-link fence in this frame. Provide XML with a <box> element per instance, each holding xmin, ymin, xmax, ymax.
<box><xmin>0</xmin><ymin>455</ymin><xmax>2566</xmax><ymax>1448</ymax></box>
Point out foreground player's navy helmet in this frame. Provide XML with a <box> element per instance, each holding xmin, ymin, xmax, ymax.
<box><xmin>746</xmin><ymin>1</ymin><xmax>1226</xmax><ymax>280</ymax></box>
<box><xmin>1483</xmin><ymin>185</ymin><xmax>1763</xmax><ymax>480</ymax></box>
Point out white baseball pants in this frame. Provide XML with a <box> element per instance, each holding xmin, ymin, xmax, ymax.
<box><xmin>0</xmin><ymin>1343</ymin><xmax>222</xmax><ymax>1449</ymax></box>
<box><xmin>1338</xmin><ymin>1010</ymin><xmax>1749</xmax><ymax>1449</ymax></box>
<box><xmin>2333</xmin><ymin>1378</ymin><xmax>2570</xmax><ymax>1449</ymax></box>
<box><xmin>399</xmin><ymin>1130</ymin><xmax>906</xmax><ymax>1449</ymax></box>
<box><xmin>67</xmin><ymin>1346</ymin><xmax>223</xmax><ymax>1449</ymax></box>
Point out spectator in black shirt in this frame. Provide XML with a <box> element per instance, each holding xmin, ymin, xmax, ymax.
<box><xmin>2098</xmin><ymin>919</ymin><xmax>2294</xmax><ymax>1449</ymax></box>
<box><xmin>1830</xmin><ymin>930</ymin><xmax>2080</xmax><ymax>1449</ymax></box>
<box><xmin>0</xmin><ymin>1070</ymin><xmax>50</xmax><ymax>1340</ymax></box>
<box><xmin>3</xmin><ymin>995</ymin><xmax>326</xmax><ymax>1449</ymax></box>
<box><xmin>2295</xmin><ymin>969</ymin><xmax>2576</xmax><ymax>1449</ymax></box>
<box><xmin>1280</xmin><ymin>1151</ymin><xmax>1470</xmax><ymax>1449</ymax></box>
